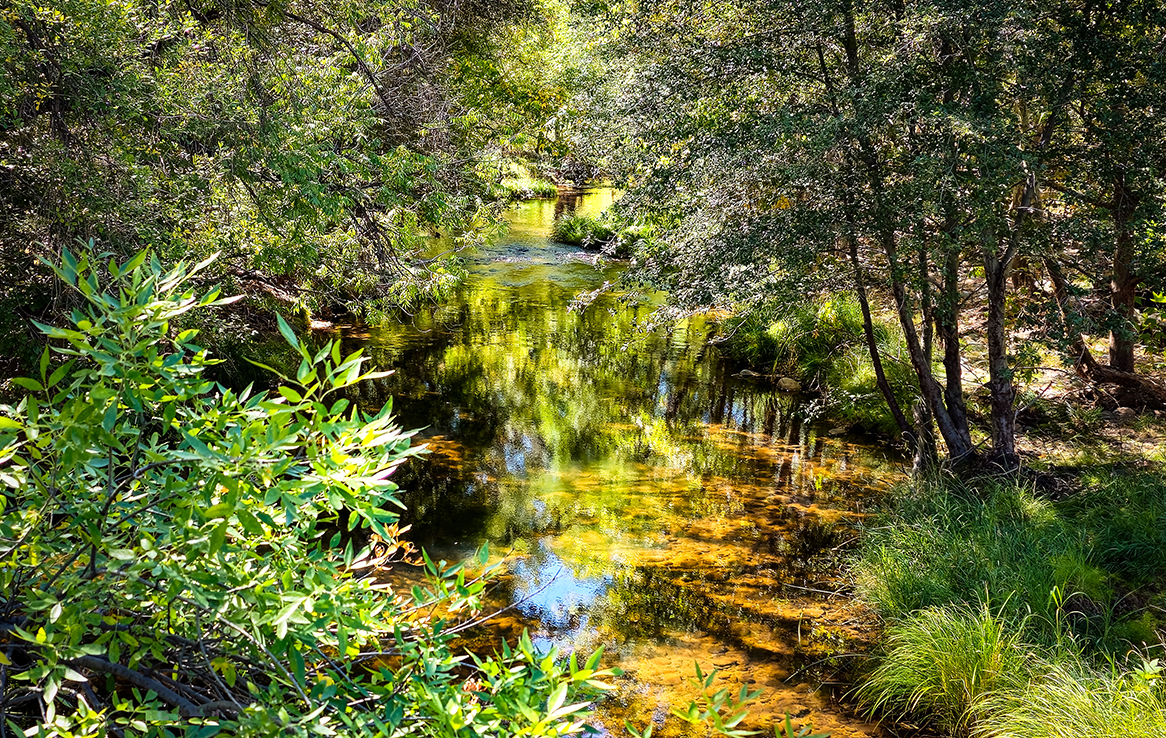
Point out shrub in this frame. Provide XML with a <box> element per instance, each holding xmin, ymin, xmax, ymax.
<box><xmin>0</xmin><ymin>247</ymin><xmax>614</xmax><ymax>736</ymax></box>
<box><xmin>855</xmin><ymin>605</ymin><xmax>1031</xmax><ymax>735</ymax></box>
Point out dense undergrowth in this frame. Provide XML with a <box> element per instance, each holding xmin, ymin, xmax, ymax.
<box><xmin>852</xmin><ymin>471</ymin><xmax>1166</xmax><ymax>737</ymax></box>
<box><xmin>722</xmin><ymin>294</ymin><xmax>918</xmax><ymax>436</ymax></box>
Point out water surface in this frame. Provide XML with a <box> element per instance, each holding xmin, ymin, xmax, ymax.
<box><xmin>348</xmin><ymin>191</ymin><xmax>903</xmax><ymax>737</ymax></box>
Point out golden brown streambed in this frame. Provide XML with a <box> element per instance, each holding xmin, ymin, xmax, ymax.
<box><xmin>345</xmin><ymin>191</ymin><xmax>905</xmax><ymax>737</ymax></box>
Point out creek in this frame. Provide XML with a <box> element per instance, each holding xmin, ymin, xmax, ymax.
<box><xmin>345</xmin><ymin>190</ymin><xmax>904</xmax><ymax>738</ymax></box>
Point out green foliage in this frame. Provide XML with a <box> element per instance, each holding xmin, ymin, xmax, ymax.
<box><xmin>974</xmin><ymin>657</ymin><xmax>1166</xmax><ymax>738</ymax></box>
<box><xmin>574</xmin><ymin>0</ymin><xmax>1166</xmax><ymax>466</ymax></box>
<box><xmin>485</xmin><ymin>160</ymin><xmax>560</xmax><ymax>200</ymax></box>
<box><xmin>724</xmin><ymin>295</ymin><xmax>917</xmax><ymax>436</ymax></box>
<box><xmin>852</xmin><ymin>478</ymin><xmax>1166</xmax><ymax>649</ymax></box>
<box><xmin>855</xmin><ymin>604</ymin><xmax>1031</xmax><ymax>736</ymax></box>
<box><xmin>772</xmin><ymin>713</ymin><xmax>830</xmax><ymax>738</ymax></box>
<box><xmin>1056</xmin><ymin>469</ymin><xmax>1166</xmax><ymax>584</ymax></box>
<box><xmin>853</xmin><ymin>473</ymin><xmax>1166</xmax><ymax>736</ymax></box>
<box><xmin>0</xmin><ymin>246</ymin><xmax>616</xmax><ymax>736</ymax></box>
<box><xmin>550</xmin><ymin>213</ymin><xmax>616</xmax><ymax>248</ymax></box>
<box><xmin>0</xmin><ymin>0</ymin><xmax>572</xmax><ymax>372</ymax></box>
<box><xmin>624</xmin><ymin>666</ymin><xmax>830</xmax><ymax>738</ymax></box>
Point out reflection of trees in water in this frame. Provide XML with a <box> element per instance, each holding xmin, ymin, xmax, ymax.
<box><xmin>345</xmin><ymin>265</ymin><xmax>894</xmax><ymax>564</ymax></box>
<box><xmin>553</xmin><ymin>190</ymin><xmax>582</xmax><ymax>220</ymax></box>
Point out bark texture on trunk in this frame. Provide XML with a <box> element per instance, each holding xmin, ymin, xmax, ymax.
<box><xmin>983</xmin><ymin>243</ymin><xmax>1018</xmax><ymax>471</ymax></box>
<box><xmin>1109</xmin><ymin>172</ymin><xmax>1138</xmax><ymax>373</ymax></box>
<box><xmin>937</xmin><ymin>247</ymin><xmax>973</xmax><ymax>456</ymax></box>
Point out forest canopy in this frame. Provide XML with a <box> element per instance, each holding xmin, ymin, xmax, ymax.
<box><xmin>575</xmin><ymin>0</ymin><xmax>1166</xmax><ymax>468</ymax></box>
<box><xmin>0</xmin><ymin>0</ymin><xmax>582</xmax><ymax>368</ymax></box>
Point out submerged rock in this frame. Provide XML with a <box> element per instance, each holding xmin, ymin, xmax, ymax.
<box><xmin>777</xmin><ymin>377</ymin><xmax>801</xmax><ymax>392</ymax></box>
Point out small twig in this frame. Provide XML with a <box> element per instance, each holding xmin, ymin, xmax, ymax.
<box><xmin>782</xmin><ymin>583</ymin><xmax>838</xmax><ymax>597</ymax></box>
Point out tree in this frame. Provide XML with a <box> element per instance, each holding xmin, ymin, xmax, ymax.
<box><xmin>574</xmin><ymin>0</ymin><xmax>1166</xmax><ymax>470</ymax></box>
<box><xmin>1038</xmin><ymin>2</ymin><xmax>1166</xmax><ymax>390</ymax></box>
<box><xmin>0</xmin><ymin>245</ymin><xmax>616</xmax><ymax>736</ymax></box>
<box><xmin>0</xmin><ymin>0</ymin><xmax>563</xmax><ymax>370</ymax></box>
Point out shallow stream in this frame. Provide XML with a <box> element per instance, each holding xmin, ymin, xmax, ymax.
<box><xmin>347</xmin><ymin>191</ymin><xmax>904</xmax><ymax>737</ymax></box>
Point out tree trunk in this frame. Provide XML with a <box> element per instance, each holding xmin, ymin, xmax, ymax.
<box><xmin>1045</xmin><ymin>256</ymin><xmax>1166</xmax><ymax>409</ymax></box>
<box><xmin>936</xmin><ymin>247</ymin><xmax>973</xmax><ymax>455</ymax></box>
<box><xmin>883</xmin><ymin>231</ymin><xmax>976</xmax><ymax>463</ymax></box>
<box><xmin>983</xmin><ymin>243</ymin><xmax>1018</xmax><ymax>471</ymax></box>
<box><xmin>914</xmin><ymin>236</ymin><xmax>939</xmax><ymax>472</ymax></box>
<box><xmin>846</xmin><ymin>232</ymin><xmax>916</xmax><ymax>444</ymax></box>
<box><xmin>1109</xmin><ymin>171</ymin><xmax>1137</xmax><ymax>372</ymax></box>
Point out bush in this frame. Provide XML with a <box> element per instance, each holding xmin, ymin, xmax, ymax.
<box><xmin>0</xmin><ymin>247</ymin><xmax>614</xmax><ymax>736</ymax></box>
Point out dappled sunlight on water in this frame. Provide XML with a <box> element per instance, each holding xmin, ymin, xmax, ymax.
<box><xmin>349</xmin><ymin>191</ymin><xmax>903</xmax><ymax>737</ymax></box>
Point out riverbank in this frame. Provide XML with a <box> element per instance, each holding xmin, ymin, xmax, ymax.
<box><xmin>849</xmin><ymin>429</ymin><xmax>1166</xmax><ymax>737</ymax></box>
<box><xmin>715</xmin><ymin>292</ymin><xmax>1166</xmax><ymax>735</ymax></box>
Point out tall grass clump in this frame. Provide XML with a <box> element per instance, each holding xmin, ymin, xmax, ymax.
<box><xmin>853</xmin><ymin>471</ymin><xmax>1166</xmax><ymax>736</ymax></box>
<box><xmin>724</xmin><ymin>293</ymin><xmax>917</xmax><ymax>435</ymax></box>
<box><xmin>975</xmin><ymin>657</ymin><xmax>1166</xmax><ymax>738</ymax></box>
<box><xmin>1057</xmin><ymin>469</ymin><xmax>1166</xmax><ymax>584</ymax></box>
<box><xmin>551</xmin><ymin>213</ymin><xmax>617</xmax><ymax>247</ymax></box>
<box><xmin>855</xmin><ymin>604</ymin><xmax>1031</xmax><ymax>736</ymax></box>
<box><xmin>853</xmin><ymin>480</ymin><xmax>1071</xmax><ymax>628</ymax></box>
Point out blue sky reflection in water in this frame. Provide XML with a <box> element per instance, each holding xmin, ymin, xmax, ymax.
<box><xmin>347</xmin><ymin>191</ymin><xmax>902</xmax><ymax>738</ymax></box>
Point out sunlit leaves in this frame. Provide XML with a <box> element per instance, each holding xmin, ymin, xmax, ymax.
<box><xmin>0</xmin><ymin>245</ymin><xmax>615</xmax><ymax>736</ymax></box>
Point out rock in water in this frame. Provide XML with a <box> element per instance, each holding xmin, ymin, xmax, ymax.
<box><xmin>734</xmin><ymin>369</ymin><xmax>763</xmax><ymax>378</ymax></box>
<box><xmin>777</xmin><ymin>377</ymin><xmax>801</xmax><ymax>392</ymax></box>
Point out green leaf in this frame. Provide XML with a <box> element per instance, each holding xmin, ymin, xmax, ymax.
<box><xmin>279</xmin><ymin>386</ymin><xmax>304</xmax><ymax>404</ymax></box>
<box><xmin>245</xmin><ymin>358</ymin><xmax>288</xmax><ymax>380</ymax></box>
<box><xmin>124</xmin><ymin>249</ymin><xmax>149</xmax><ymax>274</ymax></box>
<box><xmin>546</xmin><ymin>683</ymin><xmax>567</xmax><ymax>715</ymax></box>
<box><xmin>276</xmin><ymin>314</ymin><xmax>300</xmax><ymax>350</ymax></box>
<box><xmin>102</xmin><ymin>403</ymin><xmax>118</xmax><ymax>432</ymax></box>
<box><xmin>209</xmin><ymin>521</ymin><xmax>228</xmax><ymax>554</ymax></box>
<box><xmin>12</xmin><ymin>377</ymin><xmax>43</xmax><ymax>392</ymax></box>
<box><xmin>204</xmin><ymin>503</ymin><xmax>232</xmax><ymax>519</ymax></box>
<box><xmin>46</xmin><ymin>360</ymin><xmax>74</xmax><ymax>389</ymax></box>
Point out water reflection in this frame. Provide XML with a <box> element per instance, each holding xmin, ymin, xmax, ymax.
<box><xmin>349</xmin><ymin>191</ymin><xmax>902</xmax><ymax>737</ymax></box>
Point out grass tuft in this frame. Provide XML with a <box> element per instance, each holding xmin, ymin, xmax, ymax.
<box><xmin>856</xmin><ymin>604</ymin><xmax>1030</xmax><ymax>735</ymax></box>
<box><xmin>853</xmin><ymin>471</ymin><xmax>1166</xmax><ymax>736</ymax></box>
<box><xmin>974</xmin><ymin>657</ymin><xmax>1166</xmax><ymax>738</ymax></box>
<box><xmin>551</xmin><ymin>213</ymin><xmax>617</xmax><ymax>248</ymax></box>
